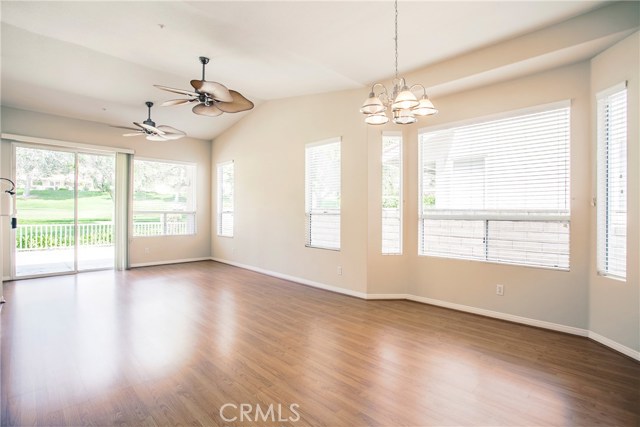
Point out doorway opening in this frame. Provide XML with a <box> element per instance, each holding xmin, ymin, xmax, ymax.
<box><xmin>14</xmin><ymin>145</ymin><xmax>116</xmax><ymax>277</ymax></box>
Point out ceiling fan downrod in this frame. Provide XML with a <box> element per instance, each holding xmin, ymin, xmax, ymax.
<box><xmin>143</xmin><ymin>101</ymin><xmax>156</xmax><ymax>128</ymax></box>
<box><xmin>199</xmin><ymin>56</ymin><xmax>209</xmax><ymax>81</ymax></box>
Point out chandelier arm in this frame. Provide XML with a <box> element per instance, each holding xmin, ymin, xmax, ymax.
<box><xmin>409</xmin><ymin>84</ymin><xmax>427</xmax><ymax>97</ymax></box>
<box><xmin>370</xmin><ymin>82</ymin><xmax>388</xmax><ymax>96</ymax></box>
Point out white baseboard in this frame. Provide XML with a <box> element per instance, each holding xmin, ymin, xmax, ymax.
<box><xmin>366</xmin><ymin>293</ymin><xmax>408</xmax><ymax>300</ymax></box>
<box><xmin>407</xmin><ymin>294</ymin><xmax>589</xmax><ymax>337</ymax></box>
<box><xmin>2</xmin><ymin>276</ymin><xmax>11</xmax><ymax>282</ymax></box>
<box><xmin>211</xmin><ymin>257</ymin><xmax>368</xmax><ymax>299</ymax></box>
<box><xmin>210</xmin><ymin>258</ymin><xmax>638</xmax><ymax>361</ymax></box>
<box><xmin>588</xmin><ymin>331</ymin><xmax>640</xmax><ymax>361</ymax></box>
<box><xmin>130</xmin><ymin>257</ymin><xmax>211</xmax><ymax>268</ymax></box>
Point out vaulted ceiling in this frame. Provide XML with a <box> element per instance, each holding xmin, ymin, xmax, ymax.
<box><xmin>1</xmin><ymin>1</ymin><xmax>606</xmax><ymax>140</ymax></box>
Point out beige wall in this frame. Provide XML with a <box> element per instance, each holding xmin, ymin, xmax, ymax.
<box><xmin>211</xmin><ymin>90</ymin><xmax>369</xmax><ymax>294</ymax></box>
<box><xmin>589</xmin><ymin>32</ymin><xmax>640</xmax><ymax>352</ymax></box>
<box><xmin>0</xmin><ymin>107</ymin><xmax>212</xmax><ymax>277</ymax></box>
<box><xmin>212</xmin><ymin>5</ymin><xmax>639</xmax><ymax>355</ymax></box>
<box><xmin>405</xmin><ymin>63</ymin><xmax>591</xmax><ymax>329</ymax></box>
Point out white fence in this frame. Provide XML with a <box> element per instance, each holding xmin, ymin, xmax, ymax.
<box><xmin>16</xmin><ymin>221</ymin><xmax>192</xmax><ymax>251</ymax></box>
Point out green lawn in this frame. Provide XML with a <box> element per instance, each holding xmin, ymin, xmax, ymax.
<box><xmin>16</xmin><ymin>189</ymin><xmax>114</xmax><ymax>224</ymax></box>
<box><xmin>16</xmin><ymin>189</ymin><xmax>183</xmax><ymax>224</ymax></box>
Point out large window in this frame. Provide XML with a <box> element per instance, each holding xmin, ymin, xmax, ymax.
<box><xmin>305</xmin><ymin>138</ymin><xmax>341</xmax><ymax>250</ymax></box>
<box><xmin>133</xmin><ymin>159</ymin><xmax>196</xmax><ymax>237</ymax></box>
<box><xmin>217</xmin><ymin>161</ymin><xmax>234</xmax><ymax>237</ymax></box>
<box><xmin>419</xmin><ymin>102</ymin><xmax>571</xmax><ymax>269</ymax></box>
<box><xmin>597</xmin><ymin>83</ymin><xmax>627</xmax><ymax>279</ymax></box>
<box><xmin>382</xmin><ymin>133</ymin><xmax>402</xmax><ymax>254</ymax></box>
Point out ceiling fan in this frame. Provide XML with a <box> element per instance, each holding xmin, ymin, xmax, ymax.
<box><xmin>155</xmin><ymin>56</ymin><xmax>254</xmax><ymax>117</ymax></box>
<box><xmin>113</xmin><ymin>101</ymin><xmax>186</xmax><ymax>141</ymax></box>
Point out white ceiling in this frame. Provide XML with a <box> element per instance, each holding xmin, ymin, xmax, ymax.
<box><xmin>1</xmin><ymin>1</ymin><xmax>605</xmax><ymax>140</ymax></box>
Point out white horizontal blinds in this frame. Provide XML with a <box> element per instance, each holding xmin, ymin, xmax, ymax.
<box><xmin>217</xmin><ymin>161</ymin><xmax>234</xmax><ymax>237</ymax></box>
<box><xmin>419</xmin><ymin>103</ymin><xmax>571</xmax><ymax>269</ymax></box>
<box><xmin>382</xmin><ymin>133</ymin><xmax>402</xmax><ymax>254</ymax></box>
<box><xmin>597</xmin><ymin>84</ymin><xmax>627</xmax><ymax>279</ymax></box>
<box><xmin>305</xmin><ymin>138</ymin><xmax>341</xmax><ymax>250</ymax></box>
<box><xmin>132</xmin><ymin>159</ymin><xmax>196</xmax><ymax>236</ymax></box>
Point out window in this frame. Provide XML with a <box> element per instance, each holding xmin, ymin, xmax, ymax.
<box><xmin>217</xmin><ymin>161</ymin><xmax>234</xmax><ymax>237</ymax></box>
<box><xmin>597</xmin><ymin>83</ymin><xmax>627</xmax><ymax>279</ymax></box>
<box><xmin>133</xmin><ymin>159</ymin><xmax>196</xmax><ymax>236</ymax></box>
<box><xmin>419</xmin><ymin>102</ymin><xmax>571</xmax><ymax>269</ymax></box>
<box><xmin>305</xmin><ymin>138</ymin><xmax>341</xmax><ymax>250</ymax></box>
<box><xmin>382</xmin><ymin>133</ymin><xmax>402</xmax><ymax>254</ymax></box>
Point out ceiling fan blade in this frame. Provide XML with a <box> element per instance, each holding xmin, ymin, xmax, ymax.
<box><xmin>110</xmin><ymin>125</ymin><xmax>140</xmax><ymax>131</ymax></box>
<box><xmin>190</xmin><ymin>80</ymin><xmax>233</xmax><ymax>102</ymax></box>
<box><xmin>193</xmin><ymin>103</ymin><xmax>223</xmax><ymax>117</ymax></box>
<box><xmin>122</xmin><ymin>132</ymin><xmax>144</xmax><ymax>137</ymax></box>
<box><xmin>217</xmin><ymin>90</ymin><xmax>255</xmax><ymax>113</ymax></box>
<box><xmin>146</xmin><ymin>134</ymin><xmax>170</xmax><ymax>142</ymax></box>
<box><xmin>134</xmin><ymin>122</ymin><xmax>165</xmax><ymax>135</ymax></box>
<box><xmin>156</xmin><ymin>125</ymin><xmax>186</xmax><ymax>140</ymax></box>
<box><xmin>154</xmin><ymin>85</ymin><xmax>198</xmax><ymax>97</ymax></box>
<box><xmin>161</xmin><ymin>99</ymin><xmax>192</xmax><ymax>106</ymax></box>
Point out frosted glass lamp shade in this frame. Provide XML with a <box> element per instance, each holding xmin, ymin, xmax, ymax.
<box><xmin>360</xmin><ymin>94</ymin><xmax>386</xmax><ymax>115</ymax></box>
<box><xmin>392</xmin><ymin>87</ymin><xmax>419</xmax><ymax>111</ymax></box>
<box><xmin>365</xmin><ymin>113</ymin><xmax>390</xmax><ymax>125</ymax></box>
<box><xmin>413</xmin><ymin>97</ymin><xmax>438</xmax><ymax>116</ymax></box>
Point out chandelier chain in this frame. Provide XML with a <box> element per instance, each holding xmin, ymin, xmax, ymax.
<box><xmin>394</xmin><ymin>0</ymin><xmax>398</xmax><ymax>80</ymax></box>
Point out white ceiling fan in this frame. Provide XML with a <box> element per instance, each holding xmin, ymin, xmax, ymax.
<box><xmin>155</xmin><ymin>56</ymin><xmax>254</xmax><ymax>117</ymax></box>
<box><xmin>112</xmin><ymin>101</ymin><xmax>186</xmax><ymax>141</ymax></box>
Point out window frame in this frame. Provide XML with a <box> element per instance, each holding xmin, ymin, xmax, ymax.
<box><xmin>596</xmin><ymin>82</ymin><xmax>627</xmax><ymax>280</ymax></box>
<box><xmin>305</xmin><ymin>137</ymin><xmax>341</xmax><ymax>251</ymax></box>
<box><xmin>132</xmin><ymin>157</ymin><xmax>197</xmax><ymax>238</ymax></box>
<box><xmin>216</xmin><ymin>160</ymin><xmax>235</xmax><ymax>238</ymax></box>
<box><xmin>417</xmin><ymin>101</ymin><xmax>571</xmax><ymax>270</ymax></box>
<box><xmin>381</xmin><ymin>131</ymin><xmax>403</xmax><ymax>255</ymax></box>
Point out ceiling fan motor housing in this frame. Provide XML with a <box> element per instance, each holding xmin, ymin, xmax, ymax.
<box><xmin>143</xmin><ymin>118</ymin><xmax>156</xmax><ymax>128</ymax></box>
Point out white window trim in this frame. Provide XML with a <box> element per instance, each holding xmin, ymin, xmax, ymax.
<box><xmin>418</xmin><ymin>100</ymin><xmax>571</xmax><ymax>135</ymax></box>
<box><xmin>417</xmin><ymin>102</ymin><xmax>571</xmax><ymax>270</ymax></box>
<box><xmin>305</xmin><ymin>137</ymin><xmax>341</xmax><ymax>251</ymax></box>
<box><xmin>132</xmin><ymin>157</ymin><xmax>197</xmax><ymax>237</ymax></box>
<box><xmin>382</xmin><ymin>131</ymin><xmax>403</xmax><ymax>255</ymax></box>
<box><xmin>217</xmin><ymin>160</ymin><xmax>234</xmax><ymax>238</ymax></box>
<box><xmin>596</xmin><ymin>81</ymin><xmax>627</xmax><ymax>280</ymax></box>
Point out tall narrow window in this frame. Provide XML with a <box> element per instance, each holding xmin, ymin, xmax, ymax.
<box><xmin>305</xmin><ymin>138</ymin><xmax>341</xmax><ymax>250</ymax></box>
<box><xmin>217</xmin><ymin>161</ymin><xmax>234</xmax><ymax>237</ymax></box>
<box><xmin>382</xmin><ymin>133</ymin><xmax>402</xmax><ymax>254</ymax></box>
<box><xmin>133</xmin><ymin>159</ymin><xmax>196</xmax><ymax>236</ymax></box>
<box><xmin>419</xmin><ymin>102</ymin><xmax>571</xmax><ymax>269</ymax></box>
<box><xmin>597</xmin><ymin>83</ymin><xmax>627</xmax><ymax>279</ymax></box>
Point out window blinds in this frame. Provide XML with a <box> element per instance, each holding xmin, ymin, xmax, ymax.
<box><xmin>382</xmin><ymin>133</ymin><xmax>402</xmax><ymax>254</ymax></box>
<box><xmin>217</xmin><ymin>161</ymin><xmax>234</xmax><ymax>237</ymax></box>
<box><xmin>305</xmin><ymin>138</ymin><xmax>341</xmax><ymax>250</ymax></box>
<box><xmin>597</xmin><ymin>84</ymin><xmax>627</xmax><ymax>279</ymax></box>
<box><xmin>419</xmin><ymin>102</ymin><xmax>570</xmax><ymax>269</ymax></box>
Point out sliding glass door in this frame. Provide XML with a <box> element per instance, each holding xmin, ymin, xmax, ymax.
<box><xmin>14</xmin><ymin>145</ymin><xmax>115</xmax><ymax>277</ymax></box>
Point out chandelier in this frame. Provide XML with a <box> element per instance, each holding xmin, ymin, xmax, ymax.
<box><xmin>360</xmin><ymin>0</ymin><xmax>438</xmax><ymax>125</ymax></box>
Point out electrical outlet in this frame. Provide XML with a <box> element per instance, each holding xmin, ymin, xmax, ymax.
<box><xmin>496</xmin><ymin>284</ymin><xmax>504</xmax><ymax>296</ymax></box>
<box><xmin>337</xmin><ymin>266</ymin><xmax>342</xmax><ymax>276</ymax></box>
<box><xmin>144</xmin><ymin>247</ymin><xmax>150</xmax><ymax>254</ymax></box>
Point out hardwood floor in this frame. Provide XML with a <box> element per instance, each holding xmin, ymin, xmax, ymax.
<box><xmin>1</xmin><ymin>261</ymin><xmax>638</xmax><ymax>426</ymax></box>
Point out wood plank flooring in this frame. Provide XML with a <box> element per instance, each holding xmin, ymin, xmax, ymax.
<box><xmin>1</xmin><ymin>261</ymin><xmax>639</xmax><ymax>426</ymax></box>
